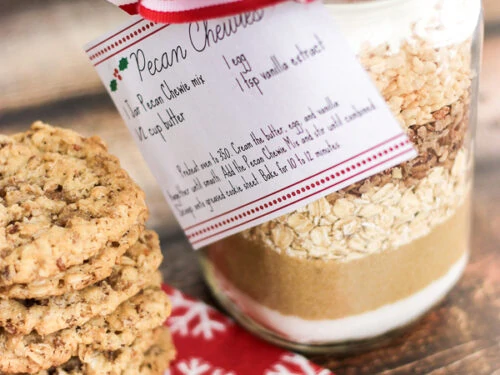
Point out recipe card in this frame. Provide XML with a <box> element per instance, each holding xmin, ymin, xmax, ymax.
<box><xmin>86</xmin><ymin>1</ymin><xmax>416</xmax><ymax>248</ymax></box>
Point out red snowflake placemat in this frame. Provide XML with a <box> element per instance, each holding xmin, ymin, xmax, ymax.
<box><xmin>163</xmin><ymin>285</ymin><xmax>332</xmax><ymax>375</ymax></box>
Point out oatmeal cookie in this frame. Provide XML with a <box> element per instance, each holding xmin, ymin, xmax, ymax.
<box><xmin>0</xmin><ymin>122</ymin><xmax>148</xmax><ymax>287</ymax></box>
<box><xmin>123</xmin><ymin>328</ymin><xmax>175</xmax><ymax>375</ymax></box>
<box><xmin>2</xmin><ymin>327</ymin><xmax>174</xmax><ymax>375</ymax></box>
<box><xmin>0</xmin><ymin>225</ymin><xmax>142</xmax><ymax>299</ymax></box>
<box><xmin>0</xmin><ymin>287</ymin><xmax>170</xmax><ymax>374</ymax></box>
<box><xmin>0</xmin><ymin>231</ymin><xmax>162</xmax><ymax>336</ymax></box>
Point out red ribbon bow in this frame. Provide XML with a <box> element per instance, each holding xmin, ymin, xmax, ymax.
<box><xmin>107</xmin><ymin>0</ymin><xmax>314</xmax><ymax>23</ymax></box>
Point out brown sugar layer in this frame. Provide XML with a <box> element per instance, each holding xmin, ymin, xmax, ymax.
<box><xmin>207</xmin><ymin>199</ymin><xmax>470</xmax><ymax>321</ymax></box>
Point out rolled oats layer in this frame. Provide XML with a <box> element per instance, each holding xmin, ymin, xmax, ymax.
<box><xmin>244</xmin><ymin>146</ymin><xmax>470</xmax><ymax>260</ymax></box>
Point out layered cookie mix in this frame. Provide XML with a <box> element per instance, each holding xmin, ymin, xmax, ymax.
<box><xmin>0</xmin><ymin>124</ymin><xmax>175</xmax><ymax>374</ymax></box>
<box><xmin>201</xmin><ymin>0</ymin><xmax>480</xmax><ymax>348</ymax></box>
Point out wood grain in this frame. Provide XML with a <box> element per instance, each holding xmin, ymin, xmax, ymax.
<box><xmin>0</xmin><ymin>0</ymin><xmax>127</xmax><ymax>112</ymax></box>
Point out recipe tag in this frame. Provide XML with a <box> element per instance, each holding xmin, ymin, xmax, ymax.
<box><xmin>86</xmin><ymin>1</ymin><xmax>416</xmax><ymax>249</ymax></box>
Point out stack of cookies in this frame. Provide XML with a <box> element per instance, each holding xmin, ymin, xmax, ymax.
<box><xmin>0</xmin><ymin>122</ymin><xmax>175</xmax><ymax>374</ymax></box>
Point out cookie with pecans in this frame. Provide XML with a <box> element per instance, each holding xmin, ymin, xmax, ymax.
<box><xmin>0</xmin><ymin>122</ymin><xmax>148</xmax><ymax>287</ymax></box>
<box><xmin>0</xmin><ymin>230</ymin><xmax>163</xmax><ymax>336</ymax></box>
<box><xmin>0</xmin><ymin>327</ymin><xmax>175</xmax><ymax>375</ymax></box>
<box><xmin>123</xmin><ymin>328</ymin><xmax>176</xmax><ymax>375</ymax></box>
<box><xmin>0</xmin><ymin>225</ymin><xmax>142</xmax><ymax>299</ymax></box>
<box><xmin>0</xmin><ymin>286</ymin><xmax>171</xmax><ymax>374</ymax></box>
<box><xmin>78</xmin><ymin>327</ymin><xmax>171</xmax><ymax>375</ymax></box>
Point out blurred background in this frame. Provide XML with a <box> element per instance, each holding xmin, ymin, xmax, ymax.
<box><xmin>0</xmin><ymin>0</ymin><xmax>499</xmax><ymax>238</ymax></box>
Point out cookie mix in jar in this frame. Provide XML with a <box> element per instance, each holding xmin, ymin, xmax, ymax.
<box><xmin>200</xmin><ymin>0</ymin><xmax>483</xmax><ymax>352</ymax></box>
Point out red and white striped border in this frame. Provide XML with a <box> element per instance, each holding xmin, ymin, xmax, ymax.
<box><xmin>86</xmin><ymin>0</ymin><xmax>315</xmax><ymax>64</ymax></box>
<box><xmin>106</xmin><ymin>0</ymin><xmax>314</xmax><ymax>23</ymax></box>
<box><xmin>86</xmin><ymin>19</ymin><xmax>168</xmax><ymax>66</ymax></box>
<box><xmin>186</xmin><ymin>134</ymin><xmax>414</xmax><ymax>246</ymax></box>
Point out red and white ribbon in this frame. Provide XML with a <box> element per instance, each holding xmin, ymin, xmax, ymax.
<box><xmin>106</xmin><ymin>0</ymin><xmax>314</xmax><ymax>23</ymax></box>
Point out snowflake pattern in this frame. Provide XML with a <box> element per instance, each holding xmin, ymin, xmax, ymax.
<box><xmin>167</xmin><ymin>289</ymin><xmax>229</xmax><ymax>340</ymax></box>
<box><xmin>166</xmin><ymin>358</ymin><xmax>236</xmax><ymax>375</ymax></box>
<box><xmin>265</xmin><ymin>354</ymin><xmax>332</xmax><ymax>375</ymax></box>
<box><xmin>163</xmin><ymin>287</ymin><xmax>330</xmax><ymax>375</ymax></box>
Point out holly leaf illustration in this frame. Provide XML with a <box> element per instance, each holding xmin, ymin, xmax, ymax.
<box><xmin>119</xmin><ymin>57</ymin><xmax>128</xmax><ymax>71</ymax></box>
<box><xmin>110</xmin><ymin>79</ymin><xmax>118</xmax><ymax>92</ymax></box>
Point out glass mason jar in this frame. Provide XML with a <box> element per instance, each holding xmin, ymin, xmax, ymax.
<box><xmin>199</xmin><ymin>0</ymin><xmax>483</xmax><ymax>353</ymax></box>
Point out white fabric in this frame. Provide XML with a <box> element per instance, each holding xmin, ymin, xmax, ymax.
<box><xmin>107</xmin><ymin>0</ymin><xmax>138</xmax><ymax>6</ymax></box>
<box><xmin>140</xmin><ymin>0</ymin><xmax>242</xmax><ymax>12</ymax></box>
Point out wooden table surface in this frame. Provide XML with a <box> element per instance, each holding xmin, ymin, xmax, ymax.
<box><xmin>1</xmin><ymin>2</ymin><xmax>499</xmax><ymax>374</ymax></box>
